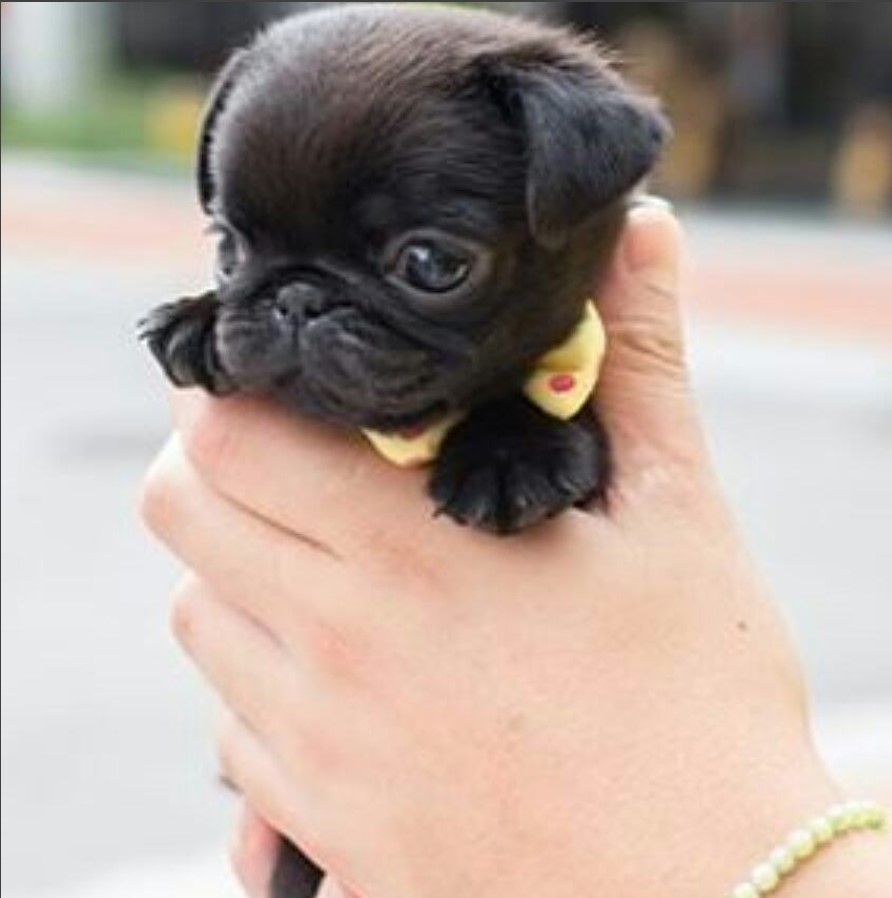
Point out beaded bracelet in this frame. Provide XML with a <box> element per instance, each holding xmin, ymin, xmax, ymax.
<box><xmin>724</xmin><ymin>799</ymin><xmax>887</xmax><ymax>897</ymax></box>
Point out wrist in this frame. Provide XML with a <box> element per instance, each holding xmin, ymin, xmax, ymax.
<box><xmin>583</xmin><ymin>737</ymin><xmax>887</xmax><ymax>898</ymax></box>
<box><xmin>687</xmin><ymin>753</ymin><xmax>843</xmax><ymax>898</ymax></box>
<box><xmin>711</xmin><ymin>758</ymin><xmax>889</xmax><ymax>898</ymax></box>
<box><xmin>580</xmin><ymin>734</ymin><xmax>846</xmax><ymax>898</ymax></box>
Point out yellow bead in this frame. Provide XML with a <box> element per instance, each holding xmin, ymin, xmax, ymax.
<box><xmin>845</xmin><ymin>800</ymin><xmax>862</xmax><ymax>823</ymax></box>
<box><xmin>840</xmin><ymin>801</ymin><xmax>861</xmax><ymax>831</ymax></box>
<box><xmin>788</xmin><ymin>827</ymin><xmax>816</xmax><ymax>858</ymax></box>
<box><xmin>808</xmin><ymin>815</ymin><xmax>834</xmax><ymax>845</ymax></box>
<box><xmin>730</xmin><ymin>883</ymin><xmax>760</xmax><ymax>898</ymax></box>
<box><xmin>724</xmin><ymin>801</ymin><xmax>888</xmax><ymax>898</ymax></box>
<box><xmin>768</xmin><ymin>845</ymin><xmax>796</xmax><ymax>875</ymax></box>
<box><xmin>751</xmin><ymin>862</ymin><xmax>780</xmax><ymax>893</ymax></box>
<box><xmin>827</xmin><ymin>803</ymin><xmax>848</xmax><ymax>832</ymax></box>
<box><xmin>865</xmin><ymin>802</ymin><xmax>887</xmax><ymax>829</ymax></box>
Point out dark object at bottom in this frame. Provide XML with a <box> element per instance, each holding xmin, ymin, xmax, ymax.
<box><xmin>271</xmin><ymin>839</ymin><xmax>323</xmax><ymax>898</ymax></box>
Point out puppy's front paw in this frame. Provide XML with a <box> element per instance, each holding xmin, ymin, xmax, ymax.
<box><xmin>139</xmin><ymin>293</ymin><xmax>235</xmax><ymax>395</ymax></box>
<box><xmin>429</xmin><ymin>397</ymin><xmax>609</xmax><ymax>534</ymax></box>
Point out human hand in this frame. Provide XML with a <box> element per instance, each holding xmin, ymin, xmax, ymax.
<box><xmin>142</xmin><ymin>206</ymin><xmax>859</xmax><ymax>898</ymax></box>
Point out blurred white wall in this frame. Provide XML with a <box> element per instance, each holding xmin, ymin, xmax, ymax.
<box><xmin>2</xmin><ymin>2</ymin><xmax>111</xmax><ymax>114</ymax></box>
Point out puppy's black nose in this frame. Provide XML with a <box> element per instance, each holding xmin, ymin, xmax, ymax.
<box><xmin>273</xmin><ymin>281</ymin><xmax>326</xmax><ymax>323</ymax></box>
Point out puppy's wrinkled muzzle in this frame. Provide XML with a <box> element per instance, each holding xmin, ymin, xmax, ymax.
<box><xmin>216</xmin><ymin>300</ymin><xmax>297</xmax><ymax>389</ymax></box>
<box><xmin>215</xmin><ymin>285</ymin><xmax>453</xmax><ymax>428</ymax></box>
<box><xmin>216</xmin><ymin>278</ymin><xmax>330</xmax><ymax>388</ymax></box>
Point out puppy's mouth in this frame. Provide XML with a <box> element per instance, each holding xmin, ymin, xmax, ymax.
<box><xmin>314</xmin><ymin>395</ymin><xmax>453</xmax><ymax>434</ymax></box>
<box><xmin>217</xmin><ymin>302</ymin><xmax>461</xmax><ymax>431</ymax></box>
<box><xmin>291</xmin><ymin>306</ymin><xmax>457</xmax><ymax>430</ymax></box>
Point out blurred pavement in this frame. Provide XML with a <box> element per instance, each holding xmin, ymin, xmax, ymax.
<box><xmin>2</xmin><ymin>156</ymin><xmax>891</xmax><ymax>895</ymax></box>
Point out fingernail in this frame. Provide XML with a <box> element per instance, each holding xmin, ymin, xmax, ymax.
<box><xmin>623</xmin><ymin>204</ymin><xmax>681</xmax><ymax>291</ymax></box>
<box><xmin>626</xmin><ymin>193</ymin><xmax>674</xmax><ymax>212</ymax></box>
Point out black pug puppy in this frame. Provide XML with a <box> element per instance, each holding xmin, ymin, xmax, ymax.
<box><xmin>141</xmin><ymin>4</ymin><xmax>668</xmax><ymax>894</ymax></box>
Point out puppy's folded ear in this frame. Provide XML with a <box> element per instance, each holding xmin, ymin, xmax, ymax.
<box><xmin>480</xmin><ymin>53</ymin><xmax>670</xmax><ymax>247</ymax></box>
<box><xmin>197</xmin><ymin>49</ymin><xmax>251</xmax><ymax>212</ymax></box>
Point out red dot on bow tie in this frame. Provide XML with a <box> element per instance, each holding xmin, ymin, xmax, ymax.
<box><xmin>548</xmin><ymin>373</ymin><xmax>576</xmax><ymax>393</ymax></box>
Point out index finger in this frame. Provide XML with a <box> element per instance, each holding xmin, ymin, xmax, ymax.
<box><xmin>171</xmin><ymin>389</ymin><xmax>443</xmax><ymax>557</ymax></box>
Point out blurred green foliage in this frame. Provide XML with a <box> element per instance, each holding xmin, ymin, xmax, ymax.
<box><xmin>3</xmin><ymin>100</ymin><xmax>147</xmax><ymax>153</ymax></box>
<box><xmin>1</xmin><ymin>76</ymin><xmax>202</xmax><ymax>172</ymax></box>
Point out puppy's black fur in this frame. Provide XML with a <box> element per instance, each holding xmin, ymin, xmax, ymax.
<box><xmin>141</xmin><ymin>5</ymin><xmax>668</xmax><ymax>894</ymax></box>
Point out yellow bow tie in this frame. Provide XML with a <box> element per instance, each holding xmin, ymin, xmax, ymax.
<box><xmin>363</xmin><ymin>301</ymin><xmax>606</xmax><ymax>467</ymax></box>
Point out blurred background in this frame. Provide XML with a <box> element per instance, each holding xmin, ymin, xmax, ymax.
<box><xmin>2</xmin><ymin>2</ymin><xmax>890</xmax><ymax>896</ymax></box>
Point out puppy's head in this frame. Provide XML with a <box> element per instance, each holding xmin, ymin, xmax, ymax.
<box><xmin>200</xmin><ymin>5</ymin><xmax>669</xmax><ymax>431</ymax></box>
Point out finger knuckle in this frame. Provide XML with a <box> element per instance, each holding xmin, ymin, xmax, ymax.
<box><xmin>366</xmin><ymin>527</ymin><xmax>443</xmax><ymax>594</ymax></box>
<box><xmin>611</xmin><ymin>318</ymin><xmax>686</xmax><ymax>381</ymax></box>
<box><xmin>290</xmin><ymin>726</ymin><xmax>338</xmax><ymax>782</ymax></box>
<box><xmin>303</xmin><ymin>618</ymin><xmax>363</xmax><ymax>681</ymax></box>
<box><xmin>139</xmin><ymin>456</ymin><xmax>179</xmax><ymax>536</ymax></box>
<box><xmin>169</xmin><ymin>586</ymin><xmax>200</xmax><ymax>649</ymax></box>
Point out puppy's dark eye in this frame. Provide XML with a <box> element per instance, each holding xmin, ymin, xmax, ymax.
<box><xmin>213</xmin><ymin>227</ymin><xmax>246</xmax><ymax>283</ymax></box>
<box><xmin>395</xmin><ymin>240</ymin><xmax>472</xmax><ymax>294</ymax></box>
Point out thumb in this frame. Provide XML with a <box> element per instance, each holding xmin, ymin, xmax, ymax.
<box><xmin>595</xmin><ymin>201</ymin><xmax>708</xmax><ymax>480</ymax></box>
